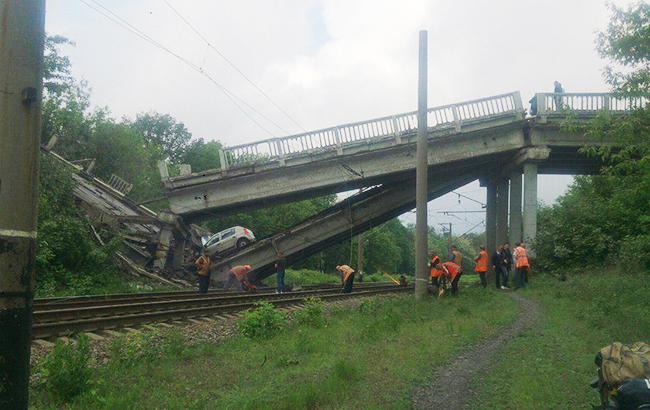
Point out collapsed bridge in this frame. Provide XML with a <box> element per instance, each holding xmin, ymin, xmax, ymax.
<box><xmin>151</xmin><ymin>91</ymin><xmax>639</xmax><ymax>282</ymax></box>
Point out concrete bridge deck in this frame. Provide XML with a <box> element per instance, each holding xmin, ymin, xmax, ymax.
<box><xmin>160</xmin><ymin>91</ymin><xmax>639</xmax><ymax>221</ymax></box>
<box><xmin>153</xmin><ymin>91</ymin><xmax>644</xmax><ymax>274</ymax></box>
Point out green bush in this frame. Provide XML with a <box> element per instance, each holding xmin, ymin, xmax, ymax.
<box><xmin>358</xmin><ymin>298</ymin><xmax>379</xmax><ymax>314</ymax></box>
<box><xmin>109</xmin><ymin>329</ymin><xmax>170</xmax><ymax>365</ymax></box>
<box><xmin>292</xmin><ymin>297</ymin><xmax>326</xmax><ymax>328</ymax></box>
<box><xmin>237</xmin><ymin>302</ymin><xmax>286</xmax><ymax>339</ymax></box>
<box><xmin>39</xmin><ymin>335</ymin><xmax>92</xmax><ymax>402</ymax></box>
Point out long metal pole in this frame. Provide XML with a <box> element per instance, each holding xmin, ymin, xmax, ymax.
<box><xmin>0</xmin><ymin>1</ymin><xmax>46</xmax><ymax>408</ymax></box>
<box><xmin>415</xmin><ymin>30</ymin><xmax>428</xmax><ymax>300</ymax></box>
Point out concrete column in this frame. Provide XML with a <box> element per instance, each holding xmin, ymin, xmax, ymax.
<box><xmin>414</xmin><ymin>30</ymin><xmax>428</xmax><ymax>300</ymax></box>
<box><xmin>153</xmin><ymin>227</ymin><xmax>174</xmax><ymax>270</ymax></box>
<box><xmin>485</xmin><ymin>182</ymin><xmax>497</xmax><ymax>255</ymax></box>
<box><xmin>509</xmin><ymin>171</ymin><xmax>523</xmax><ymax>245</ymax></box>
<box><xmin>0</xmin><ymin>1</ymin><xmax>45</xmax><ymax>408</ymax></box>
<box><xmin>523</xmin><ymin>162</ymin><xmax>538</xmax><ymax>256</ymax></box>
<box><xmin>496</xmin><ymin>178</ymin><xmax>509</xmax><ymax>247</ymax></box>
<box><xmin>172</xmin><ymin>236</ymin><xmax>186</xmax><ymax>272</ymax></box>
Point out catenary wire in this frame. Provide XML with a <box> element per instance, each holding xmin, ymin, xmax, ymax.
<box><xmin>163</xmin><ymin>0</ymin><xmax>305</xmax><ymax>132</ymax></box>
<box><xmin>79</xmin><ymin>0</ymin><xmax>281</xmax><ymax>137</ymax></box>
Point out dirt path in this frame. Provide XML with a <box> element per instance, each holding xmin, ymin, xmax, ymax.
<box><xmin>411</xmin><ymin>293</ymin><xmax>541</xmax><ymax>409</ymax></box>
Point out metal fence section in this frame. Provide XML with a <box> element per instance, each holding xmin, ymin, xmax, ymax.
<box><xmin>220</xmin><ymin>91</ymin><xmax>523</xmax><ymax>170</ymax></box>
<box><xmin>536</xmin><ymin>92</ymin><xmax>647</xmax><ymax>115</ymax></box>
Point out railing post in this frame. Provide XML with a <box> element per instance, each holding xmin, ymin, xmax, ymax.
<box><xmin>452</xmin><ymin>105</ymin><xmax>461</xmax><ymax>132</ymax></box>
<box><xmin>218</xmin><ymin>149</ymin><xmax>229</xmax><ymax>171</ymax></box>
<box><xmin>391</xmin><ymin>116</ymin><xmax>402</xmax><ymax>144</ymax></box>
<box><xmin>513</xmin><ymin>91</ymin><xmax>524</xmax><ymax>115</ymax></box>
<box><xmin>603</xmin><ymin>94</ymin><xmax>610</xmax><ymax>111</ymax></box>
<box><xmin>334</xmin><ymin>127</ymin><xmax>343</xmax><ymax>155</ymax></box>
<box><xmin>536</xmin><ymin>93</ymin><xmax>547</xmax><ymax>122</ymax></box>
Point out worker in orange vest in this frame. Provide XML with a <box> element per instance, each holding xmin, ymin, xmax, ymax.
<box><xmin>195</xmin><ymin>250</ymin><xmax>212</xmax><ymax>294</ymax></box>
<box><xmin>336</xmin><ymin>264</ymin><xmax>355</xmax><ymax>293</ymax></box>
<box><xmin>223</xmin><ymin>264</ymin><xmax>254</xmax><ymax>291</ymax></box>
<box><xmin>474</xmin><ymin>246</ymin><xmax>489</xmax><ymax>288</ymax></box>
<box><xmin>429</xmin><ymin>254</ymin><xmax>443</xmax><ymax>290</ymax></box>
<box><xmin>441</xmin><ymin>261</ymin><xmax>462</xmax><ymax>296</ymax></box>
<box><xmin>513</xmin><ymin>242</ymin><xmax>530</xmax><ymax>289</ymax></box>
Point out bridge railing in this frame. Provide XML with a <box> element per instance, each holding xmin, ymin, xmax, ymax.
<box><xmin>536</xmin><ymin>92</ymin><xmax>647</xmax><ymax>116</ymax></box>
<box><xmin>219</xmin><ymin>91</ymin><xmax>523</xmax><ymax>170</ymax></box>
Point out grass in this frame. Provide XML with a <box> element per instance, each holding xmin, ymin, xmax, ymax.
<box><xmin>31</xmin><ymin>287</ymin><xmax>517</xmax><ymax>409</ymax></box>
<box><xmin>470</xmin><ymin>269</ymin><xmax>650</xmax><ymax>409</ymax></box>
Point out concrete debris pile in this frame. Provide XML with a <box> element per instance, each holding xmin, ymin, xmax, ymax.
<box><xmin>43</xmin><ymin>147</ymin><xmax>198</xmax><ymax>288</ymax></box>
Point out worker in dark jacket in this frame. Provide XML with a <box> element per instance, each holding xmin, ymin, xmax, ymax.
<box><xmin>275</xmin><ymin>255</ymin><xmax>286</xmax><ymax>294</ymax></box>
<box><xmin>491</xmin><ymin>245</ymin><xmax>509</xmax><ymax>290</ymax></box>
<box><xmin>195</xmin><ymin>250</ymin><xmax>212</xmax><ymax>294</ymax></box>
<box><xmin>502</xmin><ymin>242</ymin><xmax>513</xmax><ymax>288</ymax></box>
<box><xmin>336</xmin><ymin>264</ymin><xmax>355</xmax><ymax>293</ymax></box>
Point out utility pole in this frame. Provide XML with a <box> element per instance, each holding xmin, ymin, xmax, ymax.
<box><xmin>0</xmin><ymin>1</ymin><xmax>46</xmax><ymax>408</ymax></box>
<box><xmin>356</xmin><ymin>188</ymin><xmax>363</xmax><ymax>283</ymax></box>
<box><xmin>438</xmin><ymin>222</ymin><xmax>452</xmax><ymax>254</ymax></box>
<box><xmin>356</xmin><ymin>233</ymin><xmax>363</xmax><ymax>283</ymax></box>
<box><xmin>415</xmin><ymin>30</ymin><xmax>428</xmax><ymax>300</ymax></box>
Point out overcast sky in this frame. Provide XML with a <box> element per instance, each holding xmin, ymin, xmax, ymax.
<box><xmin>45</xmin><ymin>0</ymin><xmax>635</xmax><ymax>234</ymax></box>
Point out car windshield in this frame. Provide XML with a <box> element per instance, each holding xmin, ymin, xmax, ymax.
<box><xmin>205</xmin><ymin>234</ymin><xmax>220</xmax><ymax>247</ymax></box>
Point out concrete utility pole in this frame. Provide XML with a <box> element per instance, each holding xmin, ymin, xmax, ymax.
<box><xmin>356</xmin><ymin>233</ymin><xmax>363</xmax><ymax>283</ymax></box>
<box><xmin>0</xmin><ymin>1</ymin><xmax>46</xmax><ymax>408</ymax></box>
<box><xmin>415</xmin><ymin>30</ymin><xmax>428</xmax><ymax>300</ymax></box>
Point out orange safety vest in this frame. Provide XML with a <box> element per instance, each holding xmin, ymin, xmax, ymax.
<box><xmin>515</xmin><ymin>247</ymin><xmax>530</xmax><ymax>268</ymax></box>
<box><xmin>442</xmin><ymin>261</ymin><xmax>461</xmax><ymax>281</ymax></box>
<box><xmin>338</xmin><ymin>265</ymin><xmax>355</xmax><ymax>284</ymax></box>
<box><xmin>195</xmin><ymin>256</ymin><xmax>211</xmax><ymax>276</ymax></box>
<box><xmin>430</xmin><ymin>256</ymin><xmax>443</xmax><ymax>278</ymax></box>
<box><xmin>474</xmin><ymin>250</ymin><xmax>489</xmax><ymax>273</ymax></box>
<box><xmin>230</xmin><ymin>265</ymin><xmax>249</xmax><ymax>281</ymax></box>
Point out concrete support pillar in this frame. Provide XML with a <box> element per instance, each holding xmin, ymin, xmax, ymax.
<box><xmin>509</xmin><ymin>171</ymin><xmax>523</xmax><ymax>245</ymax></box>
<box><xmin>172</xmin><ymin>236</ymin><xmax>186</xmax><ymax>272</ymax></box>
<box><xmin>153</xmin><ymin>227</ymin><xmax>174</xmax><ymax>270</ymax></box>
<box><xmin>496</xmin><ymin>178</ymin><xmax>509</xmax><ymax>248</ymax></box>
<box><xmin>485</xmin><ymin>182</ymin><xmax>497</xmax><ymax>255</ymax></box>
<box><xmin>523</xmin><ymin>162</ymin><xmax>538</xmax><ymax>256</ymax></box>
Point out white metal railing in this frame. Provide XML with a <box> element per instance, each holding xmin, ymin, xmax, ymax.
<box><xmin>220</xmin><ymin>91</ymin><xmax>523</xmax><ymax>169</ymax></box>
<box><xmin>535</xmin><ymin>92</ymin><xmax>647</xmax><ymax>115</ymax></box>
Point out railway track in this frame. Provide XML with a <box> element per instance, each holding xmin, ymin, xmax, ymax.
<box><xmin>32</xmin><ymin>283</ymin><xmax>411</xmax><ymax>340</ymax></box>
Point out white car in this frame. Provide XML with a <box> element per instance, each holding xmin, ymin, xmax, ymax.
<box><xmin>203</xmin><ymin>226</ymin><xmax>256</xmax><ymax>256</ymax></box>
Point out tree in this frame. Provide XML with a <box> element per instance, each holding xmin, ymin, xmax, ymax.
<box><xmin>181</xmin><ymin>138</ymin><xmax>223</xmax><ymax>172</ymax></box>
<box><xmin>536</xmin><ymin>3</ymin><xmax>650</xmax><ymax>271</ymax></box>
<box><xmin>130</xmin><ymin>112</ymin><xmax>192</xmax><ymax>163</ymax></box>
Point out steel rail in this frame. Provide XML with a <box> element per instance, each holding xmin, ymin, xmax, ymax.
<box><xmin>32</xmin><ymin>286</ymin><xmax>412</xmax><ymax>339</ymax></box>
<box><xmin>33</xmin><ymin>284</ymin><xmax>402</xmax><ymax>322</ymax></box>
<box><xmin>33</xmin><ymin>282</ymin><xmax>391</xmax><ymax>310</ymax></box>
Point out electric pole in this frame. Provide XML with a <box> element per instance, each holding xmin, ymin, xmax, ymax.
<box><xmin>0</xmin><ymin>1</ymin><xmax>46</xmax><ymax>408</ymax></box>
<box><xmin>356</xmin><ymin>233</ymin><xmax>363</xmax><ymax>283</ymax></box>
<box><xmin>415</xmin><ymin>30</ymin><xmax>428</xmax><ymax>300</ymax></box>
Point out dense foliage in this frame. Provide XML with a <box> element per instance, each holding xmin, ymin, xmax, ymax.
<box><xmin>536</xmin><ymin>2</ymin><xmax>650</xmax><ymax>271</ymax></box>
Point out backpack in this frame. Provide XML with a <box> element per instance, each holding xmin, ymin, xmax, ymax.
<box><xmin>612</xmin><ymin>379</ymin><xmax>650</xmax><ymax>410</ymax></box>
<box><xmin>599</xmin><ymin>342</ymin><xmax>650</xmax><ymax>387</ymax></box>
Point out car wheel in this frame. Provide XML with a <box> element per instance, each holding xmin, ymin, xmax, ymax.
<box><xmin>236</xmin><ymin>238</ymin><xmax>250</xmax><ymax>250</ymax></box>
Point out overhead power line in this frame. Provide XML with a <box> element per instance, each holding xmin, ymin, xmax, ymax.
<box><xmin>79</xmin><ymin>0</ymin><xmax>284</xmax><ymax>136</ymax></box>
<box><xmin>163</xmin><ymin>0</ymin><xmax>304</xmax><ymax>132</ymax></box>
